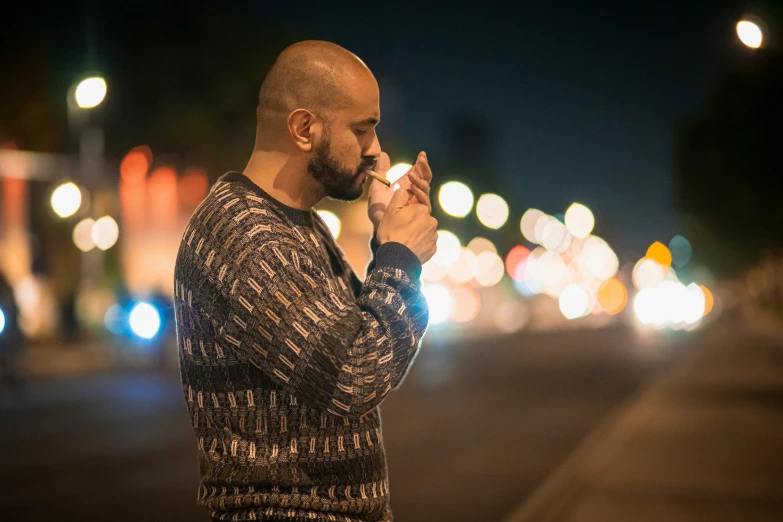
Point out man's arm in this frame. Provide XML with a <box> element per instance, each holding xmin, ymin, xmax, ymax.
<box><xmin>211</xmin><ymin>235</ymin><xmax>428</xmax><ymax>418</ymax></box>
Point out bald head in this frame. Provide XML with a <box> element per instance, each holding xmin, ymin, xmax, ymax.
<box><xmin>255</xmin><ymin>41</ymin><xmax>375</xmax><ymax>150</ymax></box>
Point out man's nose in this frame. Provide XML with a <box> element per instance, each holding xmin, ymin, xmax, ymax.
<box><xmin>366</xmin><ymin>133</ymin><xmax>382</xmax><ymax>161</ymax></box>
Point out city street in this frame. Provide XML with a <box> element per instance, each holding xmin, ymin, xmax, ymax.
<box><xmin>0</xmin><ymin>322</ymin><xmax>683</xmax><ymax>522</ymax></box>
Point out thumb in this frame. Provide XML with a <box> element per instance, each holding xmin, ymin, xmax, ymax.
<box><xmin>388</xmin><ymin>187</ymin><xmax>412</xmax><ymax>211</ymax></box>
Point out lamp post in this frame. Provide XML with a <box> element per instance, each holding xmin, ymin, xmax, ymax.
<box><xmin>66</xmin><ymin>75</ymin><xmax>108</xmax><ymax>291</ymax></box>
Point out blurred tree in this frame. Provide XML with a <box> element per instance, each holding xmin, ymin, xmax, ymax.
<box><xmin>674</xmin><ymin>48</ymin><xmax>783</xmax><ymax>275</ymax></box>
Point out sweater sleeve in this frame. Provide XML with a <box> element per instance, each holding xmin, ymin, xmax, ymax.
<box><xmin>215</xmin><ymin>236</ymin><xmax>429</xmax><ymax>418</ymax></box>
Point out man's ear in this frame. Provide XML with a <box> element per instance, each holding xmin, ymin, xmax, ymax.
<box><xmin>287</xmin><ymin>109</ymin><xmax>321</xmax><ymax>152</ymax></box>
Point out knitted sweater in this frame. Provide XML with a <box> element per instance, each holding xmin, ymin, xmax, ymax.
<box><xmin>173</xmin><ymin>172</ymin><xmax>430</xmax><ymax>522</ymax></box>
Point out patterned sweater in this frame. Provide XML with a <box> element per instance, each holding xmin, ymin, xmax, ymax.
<box><xmin>173</xmin><ymin>172</ymin><xmax>429</xmax><ymax>522</ymax></box>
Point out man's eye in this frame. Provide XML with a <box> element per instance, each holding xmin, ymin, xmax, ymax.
<box><xmin>355</xmin><ymin>129</ymin><xmax>367</xmax><ymax>136</ymax></box>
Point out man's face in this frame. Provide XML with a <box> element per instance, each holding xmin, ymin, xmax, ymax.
<box><xmin>307</xmin><ymin>74</ymin><xmax>381</xmax><ymax>201</ymax></box>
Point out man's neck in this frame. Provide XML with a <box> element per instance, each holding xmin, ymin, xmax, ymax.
<box><xmin>243</xmin><ymin>150</ymin><xmax>325</xmax><ymax>210</ymax></box>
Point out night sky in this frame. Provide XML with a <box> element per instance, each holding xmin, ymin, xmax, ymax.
<box><xmin>4</xmin><ymin>1</ymin><xmax>771</xmax><ymax>254</ymax></box>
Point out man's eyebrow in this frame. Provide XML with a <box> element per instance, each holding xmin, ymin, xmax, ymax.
<box><xmin>353</xmin><ymin>117</ymin><xmax>380</xmax><ymax>125</ymax></box>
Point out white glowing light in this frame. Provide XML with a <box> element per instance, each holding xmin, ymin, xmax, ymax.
<box><xmin>51</xmin><ymin>182</ymin><xmax>82</xmax><ymax>218</ymax></box>
<box><xmin>448</xmin><ymin>248</ymin><xmax>479</xmax><ymax>284</ymax></box>
<box><xmin>386</xmin><ymin>163</ymin><xmax>412</xmax><ymax>185</ymax></box>
<box><xmin>129</xmin><ymin>302</ymin><xmax>161</xmax><ymax>339</ymax></box>
<box><xmin>74</xmin><ymin>77</ymin><xmax>107</xmax><ymax>109</ymax></box>
<box><xmin>684</xmin><ymin>283</ymin><xmax>706</xmax><ymax>325</ymax></box>
<box><xmin>317</xmin><ymin>210</ymin><xmax>342</xmax><ymax>239</ymax></box>
<box><xmin>467</xmin><ymin>237</ymin><xmax>497</xmax><ymax>255</ymax></box>
<box><xmin>632</xmin><ymin>258</ymin><xmax>666</xmax><ymax>290</ymax></box>
<box><xmin>421</xmin><ymin>284</ymin><xmax>453</xmax><ymax>325</ymax></box>
<box><xmin>73</xmin><ymin>218</ymin><xmax>96</xmax><ymax>252</ymax></box>
<box><xmin>559</xmin><ymin>284</ymin><xmax>590</xmax><ymax>320</ymax></box>
<box><xmin>520</xmin><ymin>209</ymin><xmax>545</xmax><ymax>244</ymax></box>
<box><xmin>564</xmin><ymin>203</ymin><xmax>595</xmax><ymax>239</ymax></box>
<box><xmin>438</xmin><ymin>181</ymin><xmax>474</xmax><ymax>218</ymax></box>
<box><xmin>91</xmin><ymin>216</ymin><xmax>119</xmax><ymax>250</ymax></box>
<box><xmin>533</xmin><ymin>214</ymin><xmax>553</xmax><ymax>245</ymax></box>
<box><xmin>432</xmin><ymin>230</ymin><xmax>461</xmax><ymax>267</ymax></box>
<box><xmin>476</xmin><ymin>193</ymin><xmax>509</xmax><ymax>229</ymax></box>
<box><xmin>421</xmin><ymin>260</ymin><xmax>449</xmax><ymax>283</ymax></box>
<box><xmin>581</xmin><ymin>236</ymin><xmax>619</xmax><ymax>281</ymax></box>
<box><xmin>737</xmin><ymin>20</ymin><xmax>763</xmax><ymax>49</ymax></box>
<box><xmin>475</xmin><ymin>251</ymin><xmax>505</xmax><ymax>287</ymax></box>
<box><xmin>0</xmin><ymin>308</ymin><xmax>5</xmax><ymax>335</ymax></box>
<box><xmin>541</xmin><ymin>219</ymin><xmax>570</xmax><ymax>252</ymax></box>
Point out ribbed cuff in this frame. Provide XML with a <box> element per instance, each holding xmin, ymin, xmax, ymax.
<box><xmin>375</xmin><ymin>242</ymin><xmax>422</xmax><ymax>281</ymax></box>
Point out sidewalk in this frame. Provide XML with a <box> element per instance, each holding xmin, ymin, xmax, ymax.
<box><xmin>504</xmin><ymin>317</ymin><xmax>783</xmax><ymax>522</ymax></box>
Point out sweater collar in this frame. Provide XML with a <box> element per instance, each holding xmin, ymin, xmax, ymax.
<box><xmin>219</xmin><ymin>171</ymin><xmax>314</xmax><ymax>228</ymax></box>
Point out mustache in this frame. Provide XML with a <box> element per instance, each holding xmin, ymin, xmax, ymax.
<box><xmin>356</xmin><ymin>156</ymin><xmax>377</xmax><ymax>175</ymax></box>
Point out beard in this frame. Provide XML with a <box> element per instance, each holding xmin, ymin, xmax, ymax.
<box><xmin>307</xmin><ymin>130</ymin><xmax>372</xmax><ymax>202</ymax></box>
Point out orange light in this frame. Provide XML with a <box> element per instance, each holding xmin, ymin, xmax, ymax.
<box><xmin>179</xmin><ymin>167</ymin><xmax>209</xmax><ymax>209</ymax></box>
<box><xmin>700</xmin><ymin>285</ymin><xmax>714</xmax><ymax>316</ymax></box>
<box><xmin>148</xmin><ymin>166</ymin><xmax>178</xmax><ymax>226</ymax></box>
<box><xmin>505</xmin><ymin>245</ymin><xmax>531</xmax><ymax>281</ymax></box>
<box><xmin>598</xmin><ymin>277</ymin><xmax>628</xmax><ymax>315</ymax></box>
<box><xmin>646</xmin><ymin>241</ymin><xmax>672</xmax><ymax>268</ymax></box>
<box><xmin>120</xmin><ymin>146</ymin><xmax>152</xmax><ymax>186</ymax></box>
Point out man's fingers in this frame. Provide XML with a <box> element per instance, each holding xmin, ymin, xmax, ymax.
<box><xmin>409</xmin><ymin>184</ymin><xmax>431</xmax><ymax>211</ymax></box>
<box><xmin>416</xmin><ymin>151</ymin><xmax>432</xmax><ymax>182</ymax></box>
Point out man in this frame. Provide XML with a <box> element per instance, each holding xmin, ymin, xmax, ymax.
<box><xmin>174</xmin><ymin>40</ymin><xmax>438</xmax><ymax>522</ymax></box>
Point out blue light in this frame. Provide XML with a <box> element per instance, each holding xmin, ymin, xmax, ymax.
<box><xmin>104</xmin><ymin>304</ymin><xmax>125</xmax><ymax>335</ymax></box>
<box><xmin>128</xmin><ymin>302</ymin><xmax>161</xmax><ymax>340</ymax></box>
<box><xmin>0</xmin><ymin>308</ymin><xmax>5</xmax><ymax>335</ymax></box>
<box><xmin>669</xmin><ymin>235</ymin><xmax>693</xmax><ymax>268</ymax></box>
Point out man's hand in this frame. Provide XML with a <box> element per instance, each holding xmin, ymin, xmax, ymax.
<box><xmin>368</xmin><ymin>151</ymin><xmax>433</xmax><ymax>232</ymax></box>
<box><xmin>377</xmin><ymin>186</ymin><xmax>439</xmax><ymax>264</ymax></box>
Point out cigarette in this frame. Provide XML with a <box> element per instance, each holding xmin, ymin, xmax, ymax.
<box><xmin>367</xmin><ymin>170</ymin><xmax>391</xmax><ymax>187</ymax></box>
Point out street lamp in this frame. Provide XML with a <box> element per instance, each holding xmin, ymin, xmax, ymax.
<box><xmin>737</xmin><ymin>20</ymin><xmax>763</xmax><ymax>49</ymax></box>
<box><xmin>74</xmin><ymin>77</ymin><xmax>107</xmax><ymax>109</ymax></box>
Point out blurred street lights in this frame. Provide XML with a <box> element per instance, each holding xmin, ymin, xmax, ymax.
<box><xmin>67</xmin><ymin>74</ymin><xmax>108</xmax><ymax>289</ymax></box>
<box><xmin>737</xmin><ymin>20</ymin><xmax>763</xmax><ymax>49</ymax></box>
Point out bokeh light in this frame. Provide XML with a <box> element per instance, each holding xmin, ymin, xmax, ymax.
<box><xmin>541</xmin><ymin>219</ymin><xmax>570</xmax><ymax>253</ymax></box>
<box><xmin>74</xmin><ymin>77</ymin><xmax>107</xmax><ymax>109</ymax></box>
<box><xmin>73</xmin><ymin>218</ymin><xmax>96</xmax><ymax>252</ymax></box>
<box><xmin>475</xmin><ymin>251</ymin><xmax>505</xmax><ymax>287</ymax></box>
<box><xmin>701</xmin><ymin>285</ymin><xmax>714</xmax><ymax>316</ymax></box>
<box><xmin>317</xmin><ymin>210</ymin><xmax>341</xmax><ymax>239</ymax></box>
<box><xmin>129</xmin><ymin>302</ymin><xmax>161</xmax><ymax>339</ymax></box>
<box><xmin>386</xmin><ymin>163</ymin><xmax>412</xmax><ymax>185</ymax></box>
<box><xmin>438</xmin><ymin>181</ymin><xmax>474</xmax><ymax>218</ymax></box>
<box><xmin>421</xmin><ymin>260</ymin><xmax>448</xmax><ymax>283</ymax></box>
<box><xmin>432</xmin><ymin>230</ymin><xmax>461</xmax><ymax>267</ymax></box>
<box><xmin>476</xmin><ymin>193</ymin><xmax>509</xmax><ymax>229</ymax></box>
<box><xmin>449</xmin><ymin>286</ymin><xmax>480</xmax><ymax>323</ymax></box>
<box><xmin>559</xmin><ymin>284</ymin><xmax>590</xmax><ymax>320</ymax></box>
<box><xmin>581</xmin><ymin>236</ymin><xmax>619</xmax><ymax>281</ymax></box>
<box><xmin>737</xmin><ymin>20</ymin><xmax>763</xmax><ymax>48</ymax></box>
<box><xmin>495</xmin><ymin>300</ymin><xmax>529</xmax><ymax>333</ymax></box>
<box><xmin>104</xmin><ymin>304</ymin><xmax>125</xmax><ymax>335</ymax></box>
<box><xmin>92</xmin><ymin>216</ymin><xmax>119</xmax><ymax>250</ymax></box>
<box><xmin>598</xmin><ymin>277</ymin><xmax>628</xmax><ymax>315</ymax></box>
<box><xmin>421</xmin><ymin>284</ymin><xmax>453</xmax><ymax>325</ymax></box>
<box><xmin>51</xmin><ymin>182</ymin><xmax>82</xmax><ymax>218</ymax></box>
<box><xmin>633</xmin><ymin>258</ymin><xmax>665</xmax><ymax>289</ymax></box>
<box><xmin>520</xmin><ymin>209</ymin><xmax>545</xmax><ymax>244</ymax></box>
<box><xmin>120</xmin><ymin>147</ymin><xmax>151</xmax><ymax>185</ymax></box>
<box><xmin>505</xmin><ymin>246</ymin><xmax>531</xmax><ymax>281</ymax></box>
<box><xmin>669</xmin><ymin>235</ymin><xmax>692</xmax><ymax>268</ymax></box>
<box><xmin>0</xmin><ymin>308</ymin><xmax>5</xmax><ymax>335</ymax></box>
<box><xmin>467</xmin><ymin>237</ymin><xmax>497</xmax><ymax>256</ymax></box>
<box><xmin>564</xmin><ymin>203</ymin><xmax>594</xmax><ymax>239</ymax></box>
<box><xmin>179</xmin><ymin>167</ymin><xmax>209</xmax><ymax>208</ymax></box>
<box><xmin>646</xmin><ymin>241</ymin><xmax>672</xmax><ymax>268</ymax></box>
<box><xmin>448</xmin><ymin>248</ymin><xmax>479</xmax><ymax>284</ymax></box>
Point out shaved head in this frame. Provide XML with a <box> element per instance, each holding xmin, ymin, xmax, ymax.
<box><xmin>255</xmin><ymin>41</ymin><xmax>375</xmax><ymax>150</ymax></box>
